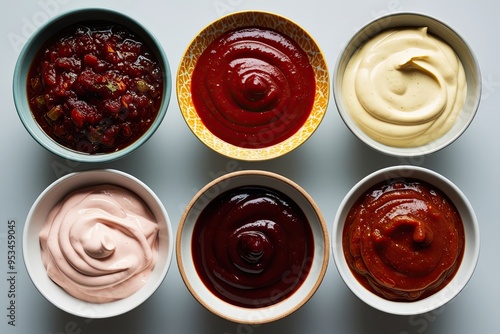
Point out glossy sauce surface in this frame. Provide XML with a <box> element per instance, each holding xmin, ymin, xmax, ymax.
<box><xmin>27</xmin><ymin>23</ymin><xmax>163</xmax><ymax>154</ymax></box>
<box><xmin>191</xmin><ymin>27</ymin><xmax>316</xmax><ymax>148</ymax></box>
<box><xmin>192</xmin><ymin>186</ymin><xmax>314</xmax><ymax>308</ymax></box>
<box><xmin>342</xmin><ymin>179</ymin><xmax>465</xmax><ymax>301</ymax></box>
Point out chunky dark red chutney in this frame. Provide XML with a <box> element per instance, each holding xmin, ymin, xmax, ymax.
<box><xmin>191</xmin><ymin>27</ymin><xmax>316</xmax><ymax>148</ymax></box>
<box><xmin>192</xmin><ymin>186</ymin><xmax>314</xmax><ymax>308</ymax></box>
<box><xmin>342</xmin><ymin>178</ymin><xmax>465</xmax><ymax>301</ymax></box>
<box><xmin>27</xmin><ymin>23</ymin><xmax>163</xmax><ymax>154</ymax></box>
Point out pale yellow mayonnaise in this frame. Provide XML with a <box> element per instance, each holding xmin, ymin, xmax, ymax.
<box><xmin>39</xmin><ymin>185</ymin><xmax>159</xmax><ymax>303</ymax></box>
<box><xmin>342</xmin><ymin>27</ymin><xmax>466</xmax><ymax>147</ymax></box>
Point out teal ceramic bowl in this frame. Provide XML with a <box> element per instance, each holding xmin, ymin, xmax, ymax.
<box><xmin>13</xmin><ymin>8</ymin><xmax>171</xmax><ymax>163</ymax></box>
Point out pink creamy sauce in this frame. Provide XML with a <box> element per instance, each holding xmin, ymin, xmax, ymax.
<box><xmin>39</xmin><ymin>184</ymin><xmax>159</xmax><ymax>303</ymax></box>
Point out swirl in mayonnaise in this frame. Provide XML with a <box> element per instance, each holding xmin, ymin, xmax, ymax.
<box><xmin>39</xmin><ymin>185</ymin><xmax>159</xmax><ymax>303</ymax></box>
<box><xmin>342</xmin><ymin>27</ymin><xmax>467</xmax><ymax>147</ymax></box>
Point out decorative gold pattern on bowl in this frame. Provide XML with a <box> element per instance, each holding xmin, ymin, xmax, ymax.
<box><xmin>177</xmin><ymin>11</ymin><xmax>329</xmax><ymax>161</ymax></box>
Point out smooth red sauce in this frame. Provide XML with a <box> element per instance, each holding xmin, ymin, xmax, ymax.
<box><xmin>27</xmin><ymin>23</ymin><xmax>163</xmax><ymax>154</ymax></box>
<box><xmin>192</xmin><ymin>186</ymin><xmax>314</xmax><ymax>308</ymax></box>
<box><xmin>342</xmin><ymin>178</ymin><xmax>465</xmax><ymax>301</ymax></box>
<box><xmin>191</xmin><ymin>27</ymin><xmax>316</xmax><ymax>148</ymax></box>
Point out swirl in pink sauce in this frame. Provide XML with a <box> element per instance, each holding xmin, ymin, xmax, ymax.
<box><xmin>39</xmin><ymin>184</ymin><xmax>159</xmax><ymax>303</ymax></box>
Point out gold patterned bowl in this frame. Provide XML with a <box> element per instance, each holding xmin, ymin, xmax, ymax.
<box><xmin>177</xmin><ymin>11</ymin><xmax>329</xmax><ymax>161</ymax></box>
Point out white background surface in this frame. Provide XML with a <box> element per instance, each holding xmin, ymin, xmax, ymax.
<box><xmin>1</xmin><ymin>0</ymin><xmax>499</xmax><ymax>333</ymax></box>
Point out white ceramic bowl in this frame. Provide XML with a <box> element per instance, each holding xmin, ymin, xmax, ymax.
<box><xmin>333</xmin><ymin>12</ymin><xmax>481</xmax><ymax>156</ymax></box>
<box><xmin>332</xmin><ymin>165</ymin><xmax>480</xmax><ymax>315</ymax></box>
<box><xmin>13</xmin><ymin>8</ymin><xmax>171</xmax><ymax>163</ymax></box>
<box><xmin>176</xmin><ymin>170</ymin><xmax>329</xmax><ymax>324</ymax></box>
<box><xmin>23</xmin><ymin>169</ymin><xmax>173</xmax><ymax>318</ymax></box>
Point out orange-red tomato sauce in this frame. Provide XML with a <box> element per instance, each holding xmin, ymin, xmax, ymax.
<box><xmin>342</xmin><ymin>178</ymin><xmax>465</xmax><ymax>301</ymax></box>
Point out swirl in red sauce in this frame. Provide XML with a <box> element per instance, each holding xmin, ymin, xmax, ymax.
<box><xmin>342</xmin><ymin>178</ymin><xmax>465</xmax><ymax>301</ymax></box>
<box><xmin>190</xmin><ymin>27</ymin><xmax>316</xmax><ymax>148</ymax></box>
<box><xmin>27</xmin><ymin>23</ymin><xmax>163</xmax><ymax>154</ymax></box>
<box><xmin>192</xmin><ymin>186</ymin><xmax>314</xmax><ymax>308</ymax></box>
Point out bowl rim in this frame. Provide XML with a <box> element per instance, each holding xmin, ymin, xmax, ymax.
<box><xmin>12</xmin><ymin>7</ymin><xmax>172</xmax><ymax>163</ymax></box>
<box><xmin>332</xmin><ymin>11</ymin><xmax>482</xmax><ymax>157</ymax></box>
<box><xmin>22</xmin><ymin>168</ymin><xmax>174</xmax><ymax>318</ymax></box>
<box><xmin>176</xmin><ymin>10</ymin><xmax>330</xmax><ymax>161</ymax></box>
<box><xmin>176</xmin><ymin>169</ymin><xmax>330</xmax><ymax>324</ymax></box>
<box><xmin>331</xmin><ymin>165</ymin><xmax>480</xmax><ymax>315</ymax></box>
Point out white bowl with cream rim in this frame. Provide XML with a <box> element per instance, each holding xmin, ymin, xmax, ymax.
<box><xmin>176</xmin><ymin>170</ymin><xmax>329</xmax><ymax>324</ymax></box>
